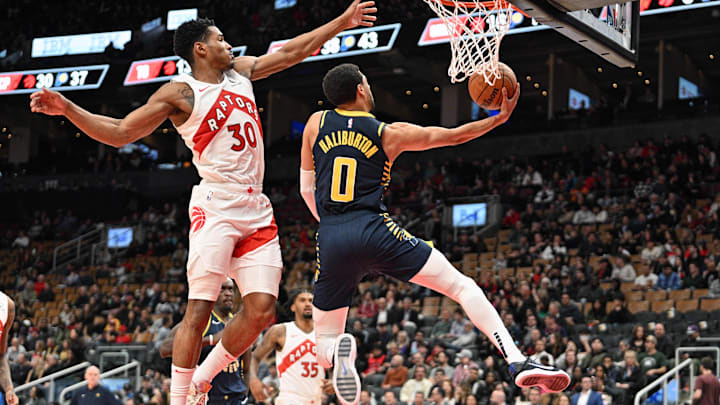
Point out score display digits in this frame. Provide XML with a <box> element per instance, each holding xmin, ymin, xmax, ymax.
<box><xmin>0</xmin><ymin>65</ymin><xmax>109</xmax><ymax>95</ymax></box>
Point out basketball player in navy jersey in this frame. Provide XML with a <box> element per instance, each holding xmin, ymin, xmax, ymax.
<box><xmin>299</xmin><ymin>63</ymin><xmax>570</xmax><ymax>405</ymax></box>
<box><xmin>160</xmin><ymin>280</ymin><xmax>250</xmax><ymax>405</ymax></box>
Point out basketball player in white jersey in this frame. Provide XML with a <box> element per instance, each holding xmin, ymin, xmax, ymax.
<box><xmin>0</xmin><ymin>292</ymin><xmax>17</xmax><ymax>405</ymax></box>
<box><xmin>29</xmin><ymin>3</ymin><xmax>376</xmax><ymax>405</ymax></box>
<box><xmin>248</xmin><ymin>291</ymin><xmax>332</xmax><ymax>405</ymax></box>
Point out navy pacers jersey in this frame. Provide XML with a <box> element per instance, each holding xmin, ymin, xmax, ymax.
<box><xmin>312</xmin><ymin>109</ymin><xmax>390</xmax><ymax>218</ymax></box>
<box><xmin>311</xmin><ymin>109</ymin><xmax>432</xmax><ymax>312</ymax></box>
<box><xmin>200</xmin><ymin>311</ymin><xmax>247</xmax><ymax>401</ymax></box>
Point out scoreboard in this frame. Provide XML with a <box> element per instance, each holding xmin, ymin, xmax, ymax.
<box><xmin>0</xmin><ymin>65</ymin><xmax>109</xmax><ymax>95</ymax></box>
<box><xmin>267</xmin><ymin>24</ymin><xmax>401</xmax><ymax>62</ymax></box>
<box><xmin>124</xmin><ymin>46</ymin><xmax>247</xmax><ymax>86</ymax></box>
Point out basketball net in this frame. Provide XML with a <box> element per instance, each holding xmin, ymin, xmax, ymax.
<box><xmin>422</xmin><ymin>0</ymin><xmax>514</xmax><ymax>84</ymax></box>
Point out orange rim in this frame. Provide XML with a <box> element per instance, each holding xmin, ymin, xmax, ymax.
<box><xmin>433</xmin><ymin>0</ymin><xmax>529</xmax><ymax>16</ymax></box>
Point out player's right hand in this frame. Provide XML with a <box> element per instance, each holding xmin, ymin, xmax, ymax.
<box><xmin>5</xmin><ymin>391</ymin><xmax>18</xmax><ymax>405</ymax></box>
<box><xmin>29</xmin><ymin>87</ymin><xmax>69</xmax><ymax>116</ymax></box>
<box><xmin>497</xmin><ymin>83</ymin><xmax>521</xmax><ymax>124</ymax></box>
<box><xmin>249</xmin><ymin>377</ymin><xmax>270</xmax><ymax>401</ymax></box>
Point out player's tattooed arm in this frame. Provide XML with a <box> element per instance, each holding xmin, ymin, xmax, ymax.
<box><xmin>179</xmin><ymin>86</ymin><xmax>194</xmax><ymax>108</ymax></box>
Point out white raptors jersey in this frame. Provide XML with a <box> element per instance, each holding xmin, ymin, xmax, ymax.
<box><xmin>275</xmin><ymin>322</ymin><xmax>322</xmax><ymax>405</ymax></box>
<box><xmin>0</xmin><ymin>291</ymin><xmax>8</xmax><ymax>335</ymax></box>
<box><xmin>173</xmin><ymin>70</ymin><xmax>264</xmax><ymax>185</ymax></box>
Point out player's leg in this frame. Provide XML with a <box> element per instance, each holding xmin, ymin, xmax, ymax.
<box><xmin>171</xmin><ymin>272</ymin><xmax>223</xmax><ymax>405</ymax></box>
<box><xmin>408</xmin><ymin>248</ymin><xmax>570</xmax><ymax>392</ymax></box>
<box><xmin>312</xmin><ymin>222</ymin><xmax>366</xmax><ymax>405</ymax></box>
<box><xmin>191</xmin><ymin>264</ymin><xmax>281</xmax><ymax>389</ymax></box>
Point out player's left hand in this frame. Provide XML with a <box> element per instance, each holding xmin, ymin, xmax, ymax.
<box><xmin>5</xmin><ymin>391</ymin><xmax>18</xmax><ymax>405</ymax></box>
<box><xmin>342</xmin><ymin>0</ymin><xmax>377</xmax><ymax>29</ymax></box>
<box><xmin>496</xmin><ymin>83</ymin><xmax>521</xmax><ymax>124</ymax></box>
<box><xmin>321</xmin><ymin>378</ymin><xmax>335</xmax><ymax>395</ymax></box>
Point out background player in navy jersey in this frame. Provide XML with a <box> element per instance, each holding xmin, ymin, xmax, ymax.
<box><xmin>299</xmin><ymin>63</ymin><xmax>570</xmax><ymax>405</ymax></box>
<box><xmin>160</xmin><ymin>280</ymin><xmax>250</xmax><ymax>405</ymax></box>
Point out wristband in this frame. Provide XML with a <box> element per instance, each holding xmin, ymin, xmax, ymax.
<box><xmin>208</xmin><ymin>334</ymin><xmax>214</xmax><ymax>345</ymax></box>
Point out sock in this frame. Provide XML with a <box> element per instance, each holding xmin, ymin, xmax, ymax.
<box><xmin>410</xmin><ymin>249</ymin><xmax>526</xmax><ymax>364</ymax></box>
<box><xmin>170</xmin><ymin>365</ymin><xmax>195</xmax><ymax>405</ymax></box>
<box><xmin>312</xmin><ymin>306</ymin><xmax>349</xmax><ymax>369</ymax></box>
<box><xmin>192</xmin><ymin>340</ymin><xmax>236</xmax><ymax>385</ymax></box>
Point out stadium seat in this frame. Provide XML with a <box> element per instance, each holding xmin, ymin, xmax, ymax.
<box><xmin>692</xmin><ymin>289</ymin><xmax>709</xmax><ymax>299</ymax></box>
<box><xmin>645</xmin><ymin>290</ymin><xmax>668</xmax><ymax>301</ymax></box>
<box><xmin>628</xmin><ymin>301</ymin><xmax>649</xmax><ymax>313</ymax></box>
<box><xmin>625</xmin><ymin>291</ymin><xmax>643</xmax><ymax>301</ymax></box>
<box><xmin>700</xmin><ymin>298</ymin><xmax>720</xmax><ymax>311</ymax></box>
<box><xmin>620</xmin><ymin>283</ymin><xmax>635</xmax><ymax>293</ymax></box>
<box><xmin>683</xmin><ymin>310</ymin><xmax>708</xmax><ymax>324</ymax></box>
<box><xmin>675</xmin><ymin>299</ymin><xmax>699</xmax><ymax>312</ymax></box>
<box><xmin>669</xmin><ymin>289</ymin><xmax>691</xmax><ymax>301</ymax></box>
<box><xmin>651</xmin><ymin>300</ymin><xmax>674</xmax><ymax>312</ymax></box>
<box><xmin>517</xmin><ymin>267</ymin><xmax>533</xmax><ymax>279</ymax></box>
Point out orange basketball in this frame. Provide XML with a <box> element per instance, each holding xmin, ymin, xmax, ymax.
<box><xmin>468</xmin><ymin>62</ymin><xmax>517</xmax><ymax>110</ymax></box>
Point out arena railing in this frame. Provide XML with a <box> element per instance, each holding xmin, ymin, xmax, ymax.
<box><xmin>59</xmin><ymin>360</ymin><xmax>141</xmax><ymax>405</ymax></box>
<box><xmin>14</xmin><ymin>361</ymin><xmax>91</xmax><ymax>403</ymax></box>
<box><xmin>634</xmin><ymin>358</ymin><xmax>693</xmax><ymax>405</ymax></box>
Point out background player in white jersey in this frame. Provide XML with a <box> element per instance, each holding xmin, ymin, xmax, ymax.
<box><xmin>248</xmin><ymin>291</ymin><xmax>332</xmax><ymax>405</ymax></box>
<box><xmin>0</xmin><ymin>292</ymin><xmax>17</xmax><ymax>405</ymax></box>
<box><xmin>29</xmin><ymin>3</ymin><xmax>377</xmax><ymax>404</ymax></box>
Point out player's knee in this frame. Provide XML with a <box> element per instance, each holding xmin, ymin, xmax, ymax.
<box><xmin>454</xmin><ymin>274</ymin><xmax>482</xmax><ymax>303</ymax></box>
<box><xmin>246</xmin><ymin>293</ymin><xmax>276</xmax><ymax>329</ymax></box>
<box><xmin>183</xmin><ymin>301</ymin><xmax>214</xmax><ymax>331</ymax></box>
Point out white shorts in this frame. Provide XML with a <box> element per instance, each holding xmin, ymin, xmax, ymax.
<box><xmin>187</xmin><ymin>181</ymin><xmax>283</xmax><ymax>302</ymax></box>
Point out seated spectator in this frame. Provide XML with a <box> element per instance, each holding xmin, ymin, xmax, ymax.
<box><xmin>581</xmin><ymin>338</ymin><xmax>608</xmax><ymax>370</ymax></box>
<box><xmin>431</xmin><ymin>310</ymin><xmax>453</xmax><ymax>341</ymax></box>
<box><xmin>615</xmin><ymin>351</ymin><xmax>644</xmax><ymax>405</ymax></box>
<box><xmin>400</xmin><ymin>367</ymin><xmax>433</xmax><ymax>403</ymax></box>
<box><xmin>682</xmin><ymin>263</ymin><xmax>707</xmax><ymax>289</ymax></box>
<box><xmin>638</xmin><ymin>335</ymin><xmax>667</xmax><ymax>383</ymax></box>
<box><xmin>611</xmin><ymin>256</ymin><xmax>636</xmax><ymax>283</ymax></box>
<box><xmin>632</xmin><ymin>266</ymin><xmax>658</xmax><ymax>291</ymax></box>
<box><xmin>383</xmin><ymin>354</ymin><xmax>409</xmax><ymax>390</ymax></box>
<box><xmin>430</xmin><ymin>351</ymin><xmax>454</xmax><ymax>381</ymax></box>
<box><xmin>529</xmin><ymin>339</ymin><xmax>554</xmax><ymax>366</ymax></box>
<box><xmin>606</xmin><ymin>297</ymin><xmax>634</xmax><ymax>324</ymax></box>
<box><xmin>641</xmin><ymin>241</ymin><xmax>664</xmax><ymax>264</ymax></box>
<box><xmin>453</xmin><ymin>350</ymin><xmax>479</xmax><ymax>387</ymax></box>
<box><xmin>570</xmin><ymin>376</ymin><xmax>602</xmax><ymax>405</ymax></box>
<box><xmin>450</xmin><ymin>321</ymin><xmax>477</xmax><ymax>350</ymax></box>
<box><xmin>656</xmin><ymin>265</ymin><xmax>681</xmax><ymax>290</ymax></box>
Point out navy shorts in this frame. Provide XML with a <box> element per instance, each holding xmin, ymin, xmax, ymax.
<box><xmin>313</xmin><ymin>210</ymin><xmax>432</xmax><ymax>311</ymax></box>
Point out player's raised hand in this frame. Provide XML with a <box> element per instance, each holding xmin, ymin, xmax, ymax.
<box><xmin>29</xmin><ymin>87</ymin><xmax>69</xmax><ymax>116</ymax></box>
<box><xmin>249</xmin><ymin>376</ymin><xmax>270</xmax><ymax>402</ymax></box>
<box><xmin>341</xmin><ymin>0</ymin><xmax>377</xmax><ymax>29</ymax></box>
<box><xmin>497</xmin><ymin>83</ymin><xmax>520</xmax><ymax>124</ymax></box>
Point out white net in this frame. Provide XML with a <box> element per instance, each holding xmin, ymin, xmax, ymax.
<box><xmin>422</xmin><ymin>0</ymin><xmax>514</xmax><ymax>84</ymax></box>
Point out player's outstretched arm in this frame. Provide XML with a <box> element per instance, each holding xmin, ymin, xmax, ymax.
<box><xmin>0</xmin><ymin>299</ymin><xmax>17</xmax><ymax>405</ymax></box>
<box><xmin>29</xmin><ymin>82</ymin><xmax>188</xmax><ymax>148</ymax></box>
<box><xmin>235</xmin><ymin>0</ymin><xmax>376</xmax><ymax>80</ymax></box>
<box><xmin>382</xmin><ymin>84</ymin><xmax>520</xmax><ymax>162</ymax></box>
<box><xmin>248</xmin><ymin>324</ymin><xmax>284</xmax><ymax>401</ymax></box>
<box><xmin>299</xmin><ymin>112</ymin><xmax>323</xmax><ymax>222</ymax></box>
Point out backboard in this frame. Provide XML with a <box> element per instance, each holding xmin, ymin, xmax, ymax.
<box><xmin>509</xmin><ymin>0</ymin><xmax>640</xmax><ymax>67</ymax></box>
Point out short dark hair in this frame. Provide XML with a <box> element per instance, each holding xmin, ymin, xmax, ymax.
<box><xmin>173</xmin><ymin>18</ymin><xmax>215</xmax><ymax>65</ymax></box>
<box><xmin>322</xmin><ymin>63</ymin><xmax>364</xmax><ymax>106</ymax></box>
<box><xmin>701</xmin><ymin>356</ymin><xmax>714</xmax><ymax>371</ymax></box>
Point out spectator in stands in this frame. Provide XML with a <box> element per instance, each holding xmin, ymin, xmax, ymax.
<box><xmin>383</xmin><ymin>390</ymin><xmax>401</xmax><ymax>405</ymax></box>
<box><xmin>431</xmin><ymin>310</ymin><xmax>453</xmax><ymax>342</ymax></box>
<box><xmin>430</xmin><ymin>352</ymin><xmax>454</xmax><ymax>381</ymax></box>
<box><xmin>632</xmin><ymin>266</ymin><xmax>657</xmax><ymax>291</ymax></box>
<box><xmin>656</xmin><ymin>265</ymin><xmax>681</xmax><ymax>290</ymax></box>
<box><xmin>10</xmin><ymin>353</ymin><xmax>30</xmax><ymax>386</ymax></box>
<box><xmin>581</xmin><ymin>338</ymin><xmax>607</xmax><ymax>371</ymax></box>
<box><xmin>12</xmin><ymin>231</ymin><xmax>29</xmax><ymax>248</ymax></box>
<box><xmin>450</xmin><ymin>321</ymin><xmax>478</xmax><ymax>350</ymax></box>
<box><xmin>606</xmin><ymin>297</ymin><xmax>633</xmax><ymax>324</ymax></box>
<box><xmin>530</xmin><ymin>339</ymin><xmax>554</xmax><ymax>366</ymax></box>
<box><xmin>559</xmin><ymin>293</ymin><xmax>584</xmax><ymax>327</ymax></box>
<box><xmin>6</xmin><ymin>338</ymin><xmax>26</xmax><ymax>363</ymax></box>
<box><xmin>453</xmin><ymin>350</ymin><xmax>478</xmax><ymax>387</ymax></box>
<box><xmin>615</xmin><ymin>351</ymin><xmax>643</xmax><ymax>405</ymax></box>
<box><xmin>570</xmin><ymin>376</ymin><xmax>602</xmax><ymax>405</ymax></box>
<box><xmin>400</xmin><ymin>367</ymin><xmax>433</xmax><ymax>403</ymax></box>
<box><xmin>682</xmin><ymin>263</ymin><xmax>707</xmax><ymax>289</ymax></box>
<box><xmin>573</xmin><ymin>206</ymin><xmax>595</xmax><ymax>225</ymax></box>
<box><xmin>651</xmin><ymin>323</ymin><xmax>672</xmax><ymax>358</ymax></box>
<box><xmin>611</xmin><ymin>256</ymin><xmax>636</xmax><ymax>283</ymax></box>
<box><xmin>359</xmin><ymin>291</ymin><xmax>379</xmax><ymax>320</ymax></box>
<box><xmin>639</xmin><ymin>335</ymin><xmax>667</xmax><ymax>383</ymax></box>
<box><xmin>489</xmin><ymin>387</ymin><xmax>508</xmax><ymax>405</ymax></box>
<box><xmin>382</xmin><ymin>354</ymin><xmax>409</xmax><ymax>391</ymax></box>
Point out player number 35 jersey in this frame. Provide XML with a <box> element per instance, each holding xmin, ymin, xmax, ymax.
<box><xmin>275</xmin><ymin>322</ymin><xmax>323</xmax><ymax>405</ymax></box>
<box><xmin>173</xmin><ymin>70</ymin><xmax>264</xmax><ymax>185</ymax></box>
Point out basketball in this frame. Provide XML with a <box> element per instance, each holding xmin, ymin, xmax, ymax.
<box><xmin>468</xmin><ymin>62</ymin><xmax>517</xmax><ymax>110</ymax></box>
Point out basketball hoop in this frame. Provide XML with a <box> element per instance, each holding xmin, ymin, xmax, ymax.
<box><xmin>422</xmin><ymin>0</ymin><xmax>520</xmax><ymax>84</ymax></box>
